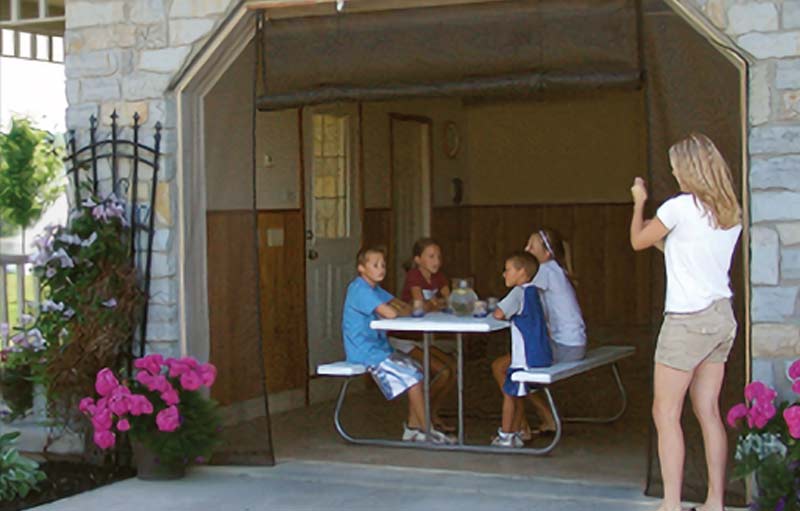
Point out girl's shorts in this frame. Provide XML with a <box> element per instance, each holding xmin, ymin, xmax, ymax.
<box><xmin>655</xmin><ymin>298</ymin><xmax>737</xmax><ymax>372</ymax></box>
<box><xmin>369</xmin><ymin>351</ymin><xmax>423</xmax><ymax>400</ymax></box>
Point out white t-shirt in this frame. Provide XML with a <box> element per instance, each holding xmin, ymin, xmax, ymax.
<box><xmin>532</xmin><ymin>260</ymin><xmax>586</xmax><ymax>347</ymax></box>
<box><xmin>656</xmin><ymin>194</ymin><xmax>741</xmax><ymax>313</ymax></box>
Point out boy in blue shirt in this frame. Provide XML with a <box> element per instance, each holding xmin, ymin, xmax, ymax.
<box><xmin>491</xmin><ymin>251</ymin><xmax>552</xmax><ymax>447</ymax></box>
<box><xmin>342</xmin><ymin>246</ymin><xmax>453</xmax><ymax>444</ymax></box>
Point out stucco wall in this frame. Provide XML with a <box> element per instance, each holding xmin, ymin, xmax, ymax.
<box><xmin>63</xmin><ymin>0</ymin><xmax>800</xmax><ymax>393</ymax></box>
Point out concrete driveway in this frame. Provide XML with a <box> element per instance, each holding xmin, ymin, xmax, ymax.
<box><xmin>32</xmin><ymin>459</ymin><xmax>659</xmax><ymax>511</ymax></box>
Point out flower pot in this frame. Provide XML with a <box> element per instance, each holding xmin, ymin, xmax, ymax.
<box><xmin>132</xmin><ymin>441</ymin><xmax>186</xmax><ymax>481</ymax></box>
<box><xmin>0</xmin><ymin>365</ymin><xmax>34</xmax><ymax>419</ymax></box>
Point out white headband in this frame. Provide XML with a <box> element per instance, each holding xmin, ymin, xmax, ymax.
<box><xmin>539</xmin><ymin>230</ymin><xmax>554</xmax><ymax>257</ymax></box>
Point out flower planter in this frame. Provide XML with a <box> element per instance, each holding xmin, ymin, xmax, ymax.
<box><xmin>132</xmin><ymin>441</ymin><xmax>185</xmax><ymax>481</ymax></box>
<box><xmin>0</xmin><ymin>365</ymin><xmax>34</xmax><ymax>419</ymax></box>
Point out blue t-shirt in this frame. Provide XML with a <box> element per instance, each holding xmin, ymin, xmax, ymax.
<box><xmin>342</xmin><ymin>276</ymin><xmax>394</xmax><ymax>366</ymax></box>
<box><xmin>498</xmin><ymin>282</ymin><xmax>552</xmax><ymax>369</ymax></box>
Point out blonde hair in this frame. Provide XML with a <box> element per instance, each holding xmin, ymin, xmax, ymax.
<box><xmin>668</xmin><ymin>133</ymin><xmax>741</xmax><ymax>229</ymax></box>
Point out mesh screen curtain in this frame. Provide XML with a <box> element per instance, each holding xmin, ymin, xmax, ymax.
<box><xmin>205</xmin><ymin>14</ymin><xmax>274</xmax><ymax>465</ymax></box>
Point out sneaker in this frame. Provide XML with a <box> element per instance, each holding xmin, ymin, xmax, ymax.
<box><xmin>402</xmin><ymin>423</ymin><xmax>427</xmax><ymax>442</ymax></box>
<box><xmin>402</xmin><ymin>423</ymin><xmax>456</xmax><ymax>445</ymax></box>
<box><xmin>491</xmin><ymin>428</ymin><xmax>523</xmax><ymax>448</ymax></box>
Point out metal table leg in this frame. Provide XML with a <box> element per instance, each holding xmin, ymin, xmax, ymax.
<box><xmin>423</xmin><ymin>332</ymin><xmax>432</xmax><ymax>436</ymax></box>
<box><xmin>457</xmin><ymin>333</ymin><xmax>464</xmax><ymax>445</ymax></box>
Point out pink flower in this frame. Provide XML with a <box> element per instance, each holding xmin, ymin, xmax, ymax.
<box><xmin>180</xmin><ymin>371</ymin><xmax>203</xmax><ymax>391</ymax></box>
<box><xmin>79</xmin><ymin>397</ymin><xmax>96</xmax><ymax>415</ymax></box>
<box><xmin>161</xmin><ymin>386</ymin><xmax>180</xmax><ymax>406</ymax></box>
<box><xmin>726</xmin><ymin>403</ymin><xmax>748</xmax><ymax>428</ymax></box>
<box><xmin>91</xmin><ymin>408</ymin><xmax>113</xmax><ymax>431</ymax></box>
<box><xmin>136</xmin><ymin>371</ymin><xmax>169</xmax><ymax>393</ymax></box>
<box><xmin>784</xmin><ymin>406</ymin><xmax>800</xmax><ymax>439</ymax></box>
<box><xmin>794</xmin><ymin>380</ymin><xmax>800</xmax><ymax>396</ymax></box>
<box><xmin>198</xmin><ymin>364</ymin><xmax>217</xmax><ymax>388</ymax></box>
<box><xmin>789</xmin><ymin>359</ymin><xmax>800</xmax><ymax>381</ymax></box>
<box><xmin>95</xmin><ymin>368</ymin><xmax>119</xmax><ymax>397</ymax></box>
<box><xmin>134</xmin><ymin>354</ymin><xmax>164</xmax><ymax>376</ymax></box>
<box><xmin>108</xmin><ymin>386</ymin><xmax>133</xmax><ymax>416</ymax></box>
<box><xmin>166</xmin><ymin>358</ymin><xmax>194</xmax><ymax>378</ymax></box>
<box><xmin>156</xmin><ymin>406</ymin><xmax>180</xmax><ymax>432</ymax></box>
<box><xmin>745</xmin><ymin>381</ymin><xmax>774</xmax><ymax>402</ymax></box>
<box><xmin>93</xmin><ymin>430</ymin><xmax>116</xmax><ymax>449</ymax></box>
<box><xmin>129</xmin><ymin>395</ymin><xmax>153</xmax><ymax>416</ymax></box>
<box><xmin>117</xmin><ymin>419</ymin><xmax>131</xmax><ymax>432</ymax></box>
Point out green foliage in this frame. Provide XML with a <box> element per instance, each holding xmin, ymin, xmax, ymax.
<box><xmin>130</xmin><ymin>390</ymin><xmax>221</xmax><ymax>466</ymax></box>
<box><xmin>0</xmin><ymin>365</ymin><xmax>34</xmax><ymax>421</ymax></box>
<box><xmin>0</xmin><ymin>117</ymin><xmax>64</xmax><ymax>229</ymax></box>
<box><xmin>0</xmin><ymin>432</ymin><xmax>46</xmax><ymax>501</ymax></box>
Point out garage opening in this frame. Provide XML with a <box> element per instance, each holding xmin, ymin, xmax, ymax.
<box><xmin>195</xmin><ymin>0</ymin><xmax>748</xmax><ymax>503</ymax></box>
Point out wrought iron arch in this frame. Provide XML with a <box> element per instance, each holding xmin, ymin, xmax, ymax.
<box><xmin>65</xmin><ymin>112</ymin><xmax>162</xmax><ymax>359</ymax></box>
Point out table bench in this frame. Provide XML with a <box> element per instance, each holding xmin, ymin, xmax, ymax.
<box><xmin>318</xmin><ymin>344</ymin><xmax>634</xmax><ymax>455</ymax></box>
<box><xmin>509</xmin><ymin>345</ymin><xmax>636</xmax><ymax>453</ymax></box>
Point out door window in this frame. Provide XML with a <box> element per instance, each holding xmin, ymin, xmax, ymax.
<box><xmin>311</xmin><ymin>114</ymin><xmax>349</xmax><ymax>239</ymax></box>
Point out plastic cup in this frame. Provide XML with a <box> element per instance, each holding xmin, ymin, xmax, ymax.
<box><xmin>487</xmin><ymin>297</ymin><xmax>498</xmax><ymax>312</ymax></box>
<box><xmin>473</xmin><ymin>300</ymin><xmax>488</xmax><ymax>318</ymax></box>
<box><xmin>412</xmin><ymin>299</ymin><xmax>425</xmax><ymax>317</ymax></box>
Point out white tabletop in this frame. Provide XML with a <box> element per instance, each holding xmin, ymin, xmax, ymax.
<box><xmin>370</xmin><ymin>312</ymin><xmax>510</xmax><ymax>333</ymax></box>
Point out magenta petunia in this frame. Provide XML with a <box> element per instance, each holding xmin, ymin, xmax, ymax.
<box><xmin>95</xmin><ymin>368</ymin><xmax>119</xmax><ymax>397</ymax></box>
<box><xmin>91</xmin><ymin>408</ymin><xmax>113</xmax><ymax>431</ymax></box>
<box><xmin>783</xmin><ymin>406</ymin><xmax>800</xmax><ymax>439</ymax></box>
<box><xmin>93</xmin><ymin>430</ymin><xmax>116</xmax><ymax>449</ymax></box>
<box><xmin>134</xmin><ymin>354</ymin><xmax>165</xmax><ymax>376</ymax></box>
<box><xmin>79</xmin><ymin>397</ymin><xmax>96</xmax><ymax>415</ymax></box>
<box><xmin>726</xmin><ymin>403</ymin><xmax>748</xmax><ymax>428</ymax></box>
<box><xmin>161</xmin><ymin>387</ymin><xmax>180</xmax><ymax>406</ymax></box>
<box><xmin>129</xmin><ymin>395</ymin><xmax>153</xmax><ymax>416</ymax></box>
<box><xmin>198</xmin><ymin>364</ymin><xmax>217</xmax><ymax>388</ymax></box>
<box><xmin>116</xmin><ymin>419</ymin><xmax>131</xmax><ymax>432</ymax></box>
<box><xmin>166</xmin><ymin>358</ymin><xmax>191</xmax><ymax>378</ymax></box>
<box><xmin>156</xmin><ymin>406</ymin><xmax>180</xmax><ymax>432</ymax></box>
<box><xmin>744</xmin><ymin>381</ymin><xmax>771</xmax><ymax>402</ymax></box>
<box><xmin>180</xmin><ymin>371</ymin><xmax>203</xmax><ymax>391</ymax></box>
<box><xmin>789</xmin><ymin>359</ymin><xmax>800</xmax><ymax>381</ymax></box>
<box><xmin>793</xmin><ymin>380</ymin><xmax>800</xmax><ymax>395</ymax></box>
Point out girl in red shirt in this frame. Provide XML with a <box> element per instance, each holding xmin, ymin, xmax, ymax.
<box><xmin>389</xmin><ymin>238</ymin><xmax>457</xmax><ymax>432</ymax></box>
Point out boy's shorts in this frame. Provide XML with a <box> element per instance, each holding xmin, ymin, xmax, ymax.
<box><xmin>655</xmin><ymin>298</ymin><xmax>737</xmax><ymax>372</ymax></box>
<box><xmin>369</xmin><ymin>352</ymin><xmax>423</xmax><ymax>400</ymax></box>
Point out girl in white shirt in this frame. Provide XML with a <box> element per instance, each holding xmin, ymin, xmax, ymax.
<box><xmin>630</xmin><ymin>133</ymin><xmax>741</xmax><ymax>511</ymax></box>
<box><xmin>490</xmin><ymin>228</ymin><xmax>586</xmax><ymax>438</ymax></box>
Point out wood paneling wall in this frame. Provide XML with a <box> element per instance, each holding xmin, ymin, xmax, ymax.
<box><xmin>207</xmin><ymin>211</ymin><xmax>266</xmax><ymax>406</ymax></box>
<box><xmin>256</xmin><ymin>210</ymin><xmax>308</xmax><ymax>394</ymax></box>
<box><xmin>429</xmin><ymin>204</ymin><xmax>659</xmax><ymax>328</ymax></box>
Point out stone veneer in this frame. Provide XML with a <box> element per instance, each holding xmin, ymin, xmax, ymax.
<box><xmin>64</xmin><ymin>0</ymin><xmax>800</xmax><ymax>392</ymax></box>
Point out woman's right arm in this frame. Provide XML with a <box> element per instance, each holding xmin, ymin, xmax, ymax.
<box><xmin>630</xmin><ymin>177</ymin><xmax>669</xmax><ymax>251</ymax></box>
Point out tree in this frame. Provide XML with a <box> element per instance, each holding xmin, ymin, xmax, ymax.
<box><xmin>0</xmin><ymin>118</ymin><xmax>64</xmax><ymax>235</ymax></box>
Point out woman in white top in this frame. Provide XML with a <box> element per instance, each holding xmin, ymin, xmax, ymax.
<box><xmin>491</xmin><ymin>228</ymin><xmax>587</xmax><ymax>438</ymax></box>
<box><xmin>630</xmin><ymin>133</ymin><xmax>741</xmax><ymax>511</ymax></box>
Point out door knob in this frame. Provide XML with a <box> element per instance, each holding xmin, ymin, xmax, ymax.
<box><xmin>308</xmin><ymin>249</ymin><xmax>319</xmax><ymax>260</ymax></box>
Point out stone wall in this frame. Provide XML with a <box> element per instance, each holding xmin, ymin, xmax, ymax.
<box><xmin>63</xmin><ymin>0</ymin><xmax>800</xmax><ymax>390</ymax></box>
<box><xmin>64</xmin><ymin>0</ymin><xmax>239</xmax><ymax>355</ymax></box>
<box><xmin>683</xmin><ymin>0</ymin><xmax>800</xmax><ymax>397</ymax></box>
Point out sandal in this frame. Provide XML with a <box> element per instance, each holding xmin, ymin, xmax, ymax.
<box><xmin>433</xmin><ymin>420</ymin><xmax>456</xmax><ymax>433</ymax></box>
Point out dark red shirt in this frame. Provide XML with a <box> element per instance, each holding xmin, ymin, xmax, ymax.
<box><xmin>401</xmin><ymin>268</ymin><xmax>448</xmax><ymax>303</ymax></box>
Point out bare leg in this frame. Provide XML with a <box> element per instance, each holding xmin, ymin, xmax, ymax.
<box><xmin>501</xmin><ymin>393</ymin><xmax>517</xmax><ymax>433</ymax></box>
<box><xmin>689</xmin><ymin>361</ymin><xmax>727</xmax><ymax>511</ymax></box>
<box><xmin>529</xmin><ymin>392</ymin><xmax>556</xmax><ymax>432</ymax></box>
<box><xmin>653</xmin><ymin>362</ymin><xmax>695</xmax><ymax>511</ymax></box>
<box><xmin>405</xmin><ymin>382</ymin><xmax>427</xmax><ymax>430</ymax></box>
<box><xmin>492</xmin><ymin>355</ymin><xmax>532</xmax><ymax>434</ymax></box>
<box><xmin>408</xmin><ymin>347</ymin><xmax>456</xmax><ymax>428</ymax></box>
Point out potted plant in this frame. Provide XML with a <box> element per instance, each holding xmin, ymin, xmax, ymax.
<box><xmin>0</xmin><ymin>319</ymin><xmax>46</xmax><ymax>421</ymax></box>
<box><xmin>79</xmin><ymin>354</ymin><xmax>220</xmax><ymax>480</ymax></box>
<box><xmin>727</xmin><ymin>359</ymin><xmax>800</xmax><ymax>511</ymax></box>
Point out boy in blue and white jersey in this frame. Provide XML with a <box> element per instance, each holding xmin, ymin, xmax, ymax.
<box><xmin>491</xmin><ymin>251</ymin><xmax>552</xmax><ymax>447</ymax></box>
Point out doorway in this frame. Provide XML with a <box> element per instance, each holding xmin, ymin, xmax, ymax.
<box><xmin>390</xmin><ymin>114</ymin><xmax>432</xmax><ymax>292</ymax></box>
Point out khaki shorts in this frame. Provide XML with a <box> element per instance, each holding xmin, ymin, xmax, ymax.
<box><xmin>655</xmin><ymin>298</ymin><xmax>737</xmax><ymax>372</ymax></box>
